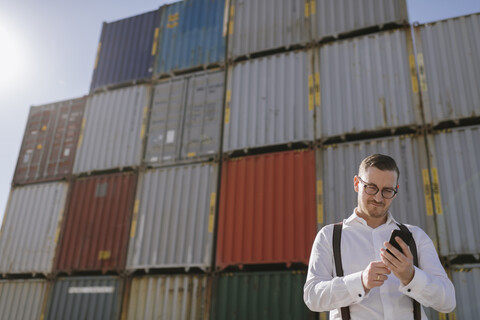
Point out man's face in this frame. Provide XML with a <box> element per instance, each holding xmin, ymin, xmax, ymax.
<box><xmin>354</xmin><ymin>166</ymin><xmax>398</xmax><ymax>222</ymax></box>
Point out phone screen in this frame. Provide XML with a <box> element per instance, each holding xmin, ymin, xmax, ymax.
<box><xmin>387</xmin><ymin>229</ymin><xmax>412</xmax><ymax>257</ymax></box>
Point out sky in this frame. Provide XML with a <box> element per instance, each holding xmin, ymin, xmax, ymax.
<box><xmin>0</xmin><ymin>0</ymin><xmax>479</xmax><ymax>222</ymax></box>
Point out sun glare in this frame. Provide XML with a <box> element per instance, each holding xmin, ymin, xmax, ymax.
<box><xmin>0</xmin><ymin>24</ymin><xmax>24</xmax><ymax>90</ymax></box>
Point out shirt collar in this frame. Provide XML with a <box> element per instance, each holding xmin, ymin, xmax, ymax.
<box><xmin>345</xmin><ymin>208</ymin><xmax>398</xmax><ymax>227</ymax></box>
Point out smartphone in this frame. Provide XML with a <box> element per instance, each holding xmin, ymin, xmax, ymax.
<box><xmin>386</xmin><ymin>229</ymin><xmax>412</xmax><ymax>257</ymax></box>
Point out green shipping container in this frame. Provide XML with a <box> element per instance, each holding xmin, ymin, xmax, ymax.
<box><xmin>211</xmin><ymin>271</ymin><xmax>317</xmax><ymax>320</ymax></box>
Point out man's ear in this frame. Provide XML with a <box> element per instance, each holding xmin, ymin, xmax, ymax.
<box><xmin>354</xmin><ymin>175</ymin><xmax>360</xmax><ymax>192</ymax></box>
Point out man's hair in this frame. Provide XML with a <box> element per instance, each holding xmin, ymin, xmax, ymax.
<box><xmin>358</xmin><ymin>154</ymin><xmax>400</xmax><ymax>182</ymax></box>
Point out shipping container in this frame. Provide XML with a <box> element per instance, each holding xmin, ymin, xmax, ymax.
<box><xmin>317</xmin><ymin>135</ymin><xmax>436</xmax><ymax>242</ymax></box>
<box><xmin>0</xmin><ymin>279</ymin><xmax>48</xmax><ymax>320</ymax></box>
<box><xmin>55</xmin><ymin>173</ymin><xmax>137</xmax><ymax>273</ymax></box>
<box><xmin>73</xmin><ymin>85</ymin><xmax>150</xmax><ymax>174</ymax></box>
<box><xmin>145</xmin><ymin>70</ymin><xmax>224</xmax><ymax>166</ymax></box>
<box><xmin>154</xmin><ymin>0</ymin><xmax>226</xmax><ymax>76</ymax></box>
<box><xmin>426</xmin><ymin>125</ymin><xmax>480</xmax><ymax>257</ymax></box>
<box><xmin>211</xmin><ymin>271</ymin><xmax>316</xmax><ymax>320</ymax></box>
<box><xmin>450</xmin><ymin>264</ymin><xmax>480</xmax><ymax>319</ymax></box>
<box><xmin>13</xmin><ymin>97</ymin><xmax>85</xmax><ymax>185</ymax></box>
<box><xmin>415</xmin><ymin>13</ymin><xmax>480</xmax><ymax>125</ymax></box>
<box><xmin>227</xmin><ymin>0</ymin><xmax>310</xmax><ymax>59</ymax></box>
<box><xmin>223</xmin><ymin>50</ymin><xmax>315</xmax><ymax>153</ymax></box>
<box><xmin>310</xmin><ymin>0</ymin><xmax>408</xmax><ymax>41</ymax></box>
<box><xmin>44</xmin><ymin>276</ymin><xmax>123</xmax><ymax>320</ymax></box>
<box><xmin>317</xmin><ymin>28</ymin><xmax>422</xmax><ymax>139</ymax></box>
<box><xmin>216</xmin><ymin>149</ymin><xmax>317</xmax><ymax>269</ymax></box>
<box><xmin>90</xmin><ymin>10</ymin><xmax>161</xmax><ymax>92</ymax></box>
<box><xmin>124</xmin><ymin>274</ymin><xmax>211</xmax><ymax>319</ymax></box>
<box><xmin>0</xmin><ymin>182</ymin><xmax>68</xmax><ymax>275</ymax></box>
<box><xmin>127</xmin><ymin>163</ymin><xmax>218</xmax><ymax>271</ymax></box>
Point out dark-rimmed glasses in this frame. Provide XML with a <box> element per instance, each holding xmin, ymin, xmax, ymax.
<box><xmin>357</xmin><ymin>176</ymin><xmax>397</xmax><ymax>199</ymax></box>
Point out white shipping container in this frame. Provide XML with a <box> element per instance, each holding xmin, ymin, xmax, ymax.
<box><xmin>0</xmin><ymin>279</ymin><xmax>48</xmax><ymax>320</ymax></box>
<box><xmin>127</xmin><ymin>163</ymin><xmax>218</xmax><ymax>271</ymax></box>
<box><xmin>0</xmin><ymin>182</ymin><xmax>68</xmax><ymax>275</ymax></box>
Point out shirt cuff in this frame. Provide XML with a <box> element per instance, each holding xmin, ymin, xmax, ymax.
<box><xmin>399</xmin><ymin>266</ymin><xmax>427</xmax><ymax>297</ymax></box>
<box><xmin>344</xmin><ymin>271</ymin><xmax>367</xmax><ymax>303</ymax></box>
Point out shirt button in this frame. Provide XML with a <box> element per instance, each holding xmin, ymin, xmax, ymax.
<box><xmin>358</xmin><ymin>294</ymin><xmax>362</xmax><ymax>297</ymax></box>
<box><xmin>407</xmin><ymin>289</ymin><xmax>411</xmax><ymax>292</ymax></box>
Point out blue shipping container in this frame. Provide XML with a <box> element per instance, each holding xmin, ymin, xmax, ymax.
<box><xmin>155</xmin><ymin>0</ymin><xmax>226</xmax><ymax>76</ymax></box>
<box><xmin>90</xmin><ymin>10</ymin><xmax>161</xmax><ymax>92</ymax></box>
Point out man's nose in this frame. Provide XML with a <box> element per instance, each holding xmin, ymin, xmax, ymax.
<box><xmin>374</xmin><ymin>190</ymin><xmax>384</xmax><ymax>202</ymax></box>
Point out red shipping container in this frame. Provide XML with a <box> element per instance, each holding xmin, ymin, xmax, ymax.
<box><xmin>13</xmin><ymin>97</ymin><xmax>86</xmax><ymax>185</ymax></box>
<box><xmin>55</xmin><ymin>172</ymin><xmax>137</xmax><ymax>273</ymax></box>
<box><xmin>216</xmin><ymin>149</ymin><xmax>317</xmax><ymax>270</ymax></box>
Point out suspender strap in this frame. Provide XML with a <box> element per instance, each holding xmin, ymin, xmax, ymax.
<box><xmin>333</xmin><ymin>222</ymin><xmax>351</xmax><ymax>320</ymax></box>
<box><xmin>397</xmin><ymin>223</ymin><xmax>421</xmax><ymax>320</ymax></box>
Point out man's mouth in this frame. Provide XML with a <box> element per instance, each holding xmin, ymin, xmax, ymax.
<box><xmin>369</xmin><ymin>201</ymin><xmax>384</xmax><ymax>207</ymax></box>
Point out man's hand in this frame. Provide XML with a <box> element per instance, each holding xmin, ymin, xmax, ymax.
<box><xmin>361</xmin><ymin>261</ymin><xmax>391</xmax><ymax>293</ymax></box>
<box><xmin>380</xmin><ymin>236</ymin><xmax>415</xmax><ymax>286</ymax></box>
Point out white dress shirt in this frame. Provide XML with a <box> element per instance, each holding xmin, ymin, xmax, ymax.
<box><xmin>304</xmin><ymin>210</ymin><xmax>456</xmax><ymax>319</ymax></box>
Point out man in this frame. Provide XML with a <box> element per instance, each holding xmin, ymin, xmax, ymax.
<box><xmin>304</xmin><ymin>154</ymin><xmax>455</xmax><ymax>319</ymax></box>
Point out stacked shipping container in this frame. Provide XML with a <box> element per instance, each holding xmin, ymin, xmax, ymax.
<box><xmin>1</xmin><ymin>0</ymin><xmax>479</xmax><ymax>318</ymax></box>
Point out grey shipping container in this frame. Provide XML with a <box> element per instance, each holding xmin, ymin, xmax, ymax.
<box><xmin>0</xmin><ymin>279</ymin><xmax>48</xmax><ymax>320</ymax></box>
<box><xmin>310</xmin><ymin>0</ymin><xmax>408</xmax><ymax>41</ymax></box>
<box><xmin>145</xmin><ymin>70</ymin><xmax>224</xmax><ymax>166</ymax></box>
<box><xmin>127</xmin><ymin>163</ymin><xmax>218</xmax><ymax>271</ymax></box>
<box><xmin>227</xmin><ymin>0</ymin><xmax>310</xmax><ymax>59</ymax></box>
<box><xmin>73</xmin><ymin>85</ymin><xmax>150</xmax><ymax>174</ymax></box>
<box><xmin>0</xmin><ymin>182</ymin><xmax>68</xmax><ymax>275</ymax></box>
<box><xmin>13</xmin><ymin>97</ymin><xmax>86</xmax><ymax>185</ymax></box>
<box><xmin>426</xmin><ymin>125</ymin><xmax>480</xmax><ymax>257</ymax></box>
<box><xmin>317</xmin><ymin>28</ymin><xmax>422</xmax><ymax>139</ymax></box>
<box><xmin>124</xmin><ymin>275</ymin><xmax>211</xmax><ymax>319</ymax></box>
<box><xmin>450</xmin><ymin>265</ymin><xmax>480</xmax><ymax>319</ymax></box>
<box><xmin>90</xmin><ymin>9</ymin><xmax>161</xmax><ymax>92</ymax></box>
<box><xmin>223</xmin><ymin>50</ymin><xmax>314</xmax><ymax>153</ymax></box>
<box><xmin>44</xmin><ymin>276</ymin><xmax>123</xmax><ymax>320</ymax></box>
<box><xmin>415</xmin><ymin>13</ymin><xmax>480</xmax><ymax>125</ymax></box>
<box><xmin>317</xmin><ymin>135</ymin><xmax>436</xmax><ymax>242</ymax></box>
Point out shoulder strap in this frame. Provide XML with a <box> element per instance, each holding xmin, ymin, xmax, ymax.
<box><xmin>333</xmin><ymin>222</ymin><xmax>351</xmax><ymax>320</ymax></box>
<box><xmin>396</xmin><ymin>223</ymin><xmax>421</xmax><ymax>320</ymax></box>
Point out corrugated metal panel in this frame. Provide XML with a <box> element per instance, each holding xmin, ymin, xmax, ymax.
<box><xmin>317</xmin><ymin>29</ymin><xmax>422</xmax><ymax>139</ymax></box>
<box><xmin>55</xmin><ymin>173</ymin><xmax>137</xmax><ymax>273</ymax></box>
<box><xmin>416</xmin><ymin>13</ymin><xmax>480</xmax><ymax>124</ymax></box>
<box><xmin>223</xmin><ymin>50</ymin><xmax>314</xmax><ymax>153</ymax></box>
<box><xmin>73</xmin><ymin>85</ymin><xmax>150</xmax><ymax>174</ymax></box>
<box><xmin>211</xmin><ymin>271</ymin><xmax>316</xmax><ymax>320</ymax></box>
<box><xmin>45</xmin><ymin>276</ymin><xmax>123</xmax><ymax>320</ymax></box>
<box><xmin>125</xmin><ymin>275</ymin><xmax>211</xmax><ymax>319</ymax></box>
<box><xmin>155</xmin><ymin>0</ymin><xmax>226</xmax><ymax>76</ymax></box>
<box><xmin>13</xmin><ymin>97</ymin><xmax>85</xmax><ymax>185</ymax></box>
<box><xmin>0</xmin><ymin>182</ymin><xmax>68</xmax><ymax>275</ymax></box>
<box><xmin>0</xmin><ymin>279</ymin><xmax>48</xmax><ymax>320</ymax></box>
<box><xmin>216</xmin><ymin>150</ymin><xmax>317</xmax><ymax>269</ymax></box>
<box><xmin>427</xmin><ymin>125</ymin><xmax>480</xmax><ymax>256</ymax></box>
<box><xmin>127</xmin><ymin>163</ymin><xmax>218</xmax><ymax>271</ymax></box>
<box><xmin>450</xmin><ymin>265</ymin><xmax>480</xmax><ymax>319</ymax></box>
<box><xmin>90</xmin><ymin>10</ymin><xmax>160</xmax><ymax>92</ymax></box>
<box><xmin>311</xmin><ymin>0</ymin><xmax>408</xmax><ymax>41</ymax></box>
<box><xmin>318</xmin><ymin>135</ymin><xmax>435</xmax><ymax>240</ymax></box>
<box><xmin>145</xmin><ymin>71</ymin><xmax>224</xmax><ymax>166</ymax></box>
<box><xmin>227</xmin><ymin>0</ymin><xmax>310</xmax><ymax>59</ymax></box>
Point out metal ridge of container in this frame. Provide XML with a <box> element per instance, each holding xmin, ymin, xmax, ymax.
<box><xmin>211</xmin><ymin>271</ymin><xmax>316</xmax><ymax>320</ymax></box>
<box><xmin>54</xmin><ymin>172</ymin><xmax>137</xmax><ymax>273</ymax></box>
<box><xmin>416</xmin><ymin>11</ymin><xmax>480</xmax><ymax>27</ymax></box>
<box><xmin>414</xmin><ymin>13</ymin><xmax>480</xmax><ymax>125</ymax></box>
<box><xmin>216</xmin><ymin>149</ymin><xmax>317</xmax><ymax>270</ymax></box>
<box><xmin>13</xmin><ymin>97</ymin><xmax>86</xmax><ymax>185</ymax></box>
<box><xmin>317</xmin><ymin>27</ymin><xmax>422</xmax><ymax>140</ymax></box>
<box><xmin>155</xmin><ymin>0</ymin><xmax>226</xmax><ymax>76</ymax></box>
<box><xmin>44</xmin><ymin>276</ymin><xmax>123</xmax><ymax>320</ymax></box>
<box><xmin>90</xmin><ymin>9</ymin><xmax>161</xmax><ymax>92</ymax></box>
<box><xmin>0</xmin><ymin>279</ymin><xmax>48</xmax><ymax>320</ymax></box>
<box><xmin>223</xmin><ymin>50</ymin><xmax>315</xmax><ymax>153</ymax></box>
<box><xmin>0</xmin><ymin>182</ymin><xmax>69</xmax><ymax>275</ymax></box>
<box><xmin>73</xmin><ymin>85</ymin><xmax>150</xmax><ymax>174</ymax></box>
<box><xmin>127</xmin><ymin>163</ymin><xmax>218</xmax><ymax>272</ymax></box>
<box><xmin>124</xmin><ymin>274</ymin><xmax>211</xmax><ymax>319</ymax></box>
<box><xmin>449</xmin><ymin>265</ymin><xmax>480</xmax><ymax>319</ymax></box>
